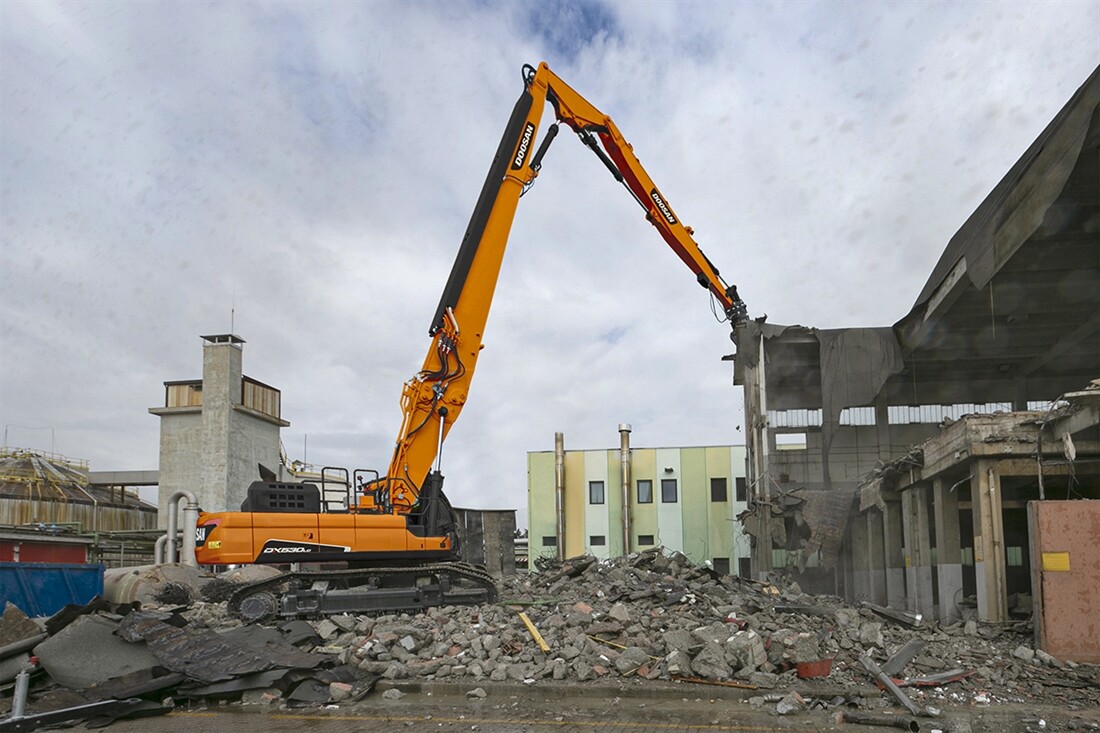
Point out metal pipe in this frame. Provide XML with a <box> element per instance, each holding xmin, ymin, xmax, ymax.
<box><xmin>858</xmin><ymin>653</ymin><xmax>922</xmax><ymax>717</ymax></box>
<box><xmin>11</xmin><ymin>663</ymin><xmax>31</xmax><ymax>720</ymax></box>
<box><xmin>163</xmin><ymin>490</ymin><xmax>199</xmax><ymax>567</ymax></box>
<box><xmin>554</xmin><ymin>432</ymin><xmax>565</xmax><ymax>562</ymax></box>
<box><xmin>618</xmin><ymin>424</ymin><xmax>632</xmax><ymax>556</ymax></box>
<box><xmin>838</xmin><ymin>711</ymin><xmax>920</xmax><ymax>731</ymax></box>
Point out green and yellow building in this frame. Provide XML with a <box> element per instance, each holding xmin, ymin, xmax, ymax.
<box><xmin>527</xmin><ymin>430</ymin><xmax>749</xmax><ymax>575</ymax></box>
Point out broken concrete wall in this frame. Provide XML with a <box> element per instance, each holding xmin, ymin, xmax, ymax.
<box><xmin>454</xmin><ymin>508</ymin><xmax>517</xmax><ymax>577</ymax></box>
<box><xmin>1028</xmin><ymin>500</ymin><xmax>1100</xmax><ymax>663</ymax></box>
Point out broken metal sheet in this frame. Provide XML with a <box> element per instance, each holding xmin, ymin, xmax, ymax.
<box><xmin>896</xmin><ymin>668</ymin><xmax>972</xmax><ymax>687</ymax></box>
<box><xmin>84</xmin><ymin>669</ymin><xmax>187</xmax><ymax>701</ymax></box>
<box><xmin>114</xmin><ymin>613</ymin><xmax>274</xmax><ymax>682</ymax></box>
<box><xmin>117</xmin><ymin>612</ymin><xmax>328</xmax><ymax>683</ymax></box>
<box><xmin>217</xmin><ymin>625</ymin><xmax>328</xmax><ymax>669</ymax></box>
<box><xmin>33</xmin><ymin>615</ymin><xmax>159</xmax><ymax>689</ymax></box>
<box><xmin>278</xmin><ymin>619</ymin><xmax>321</xmax><ymax>647</ymax></box>
<box><xmin>44</xmin><ymin>597</ymin><xmax>138</xmax><ymax>637</ymax></box>
<box><xmin>177</xmin><ymin>668</ymin><xmax>292</xmax><ymax>698</ymax></box>
<box><xmin>285</xmin><ymin>679</ymin><xmax>330</xmax><ymax>704</ymax></box>
<box><xmin>881</xmin><ymin>638</ymin><xmax>924</xmax><ymax>678</ymax></box>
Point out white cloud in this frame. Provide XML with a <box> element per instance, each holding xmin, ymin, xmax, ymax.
<box><xmin>2</xmin><ymin>0</ymin><xmax>1096</xmax><ymax>525</ymax></box>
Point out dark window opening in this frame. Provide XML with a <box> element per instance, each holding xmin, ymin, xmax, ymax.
<box><xmin>541</xmin><ymin>536</ymin><xmax>557</xmax><ymax>547</ymax></box>
<box><xmin>661</xmin><ymin>478</ymin><xmax>678</xmax><ymax>503</ymax></box>
<box><xmin>637</xmin><ymin>534</ymin><xmax>655</xmax><ymax>546</ymax></box>
<box><xmin>637</xmin><ymin>479</ymin><xmax>653</xmax><ymax>504</ymax></box>
<box><xmin>590</xmin><ymin>535</ymin><xmax>606</xmax><ymax>546</ymax></box>
<box><xmin>589</xmin><ymin>480</ymin><xmax>605</xmax><ymax>505</ymax></box>
<box><xmin>735</xmin><ymin>477</ymin><xmax>747</xmax><ymax>502</ymax></box>
<box><xmin>712</xmin><ymin>557</ymin><xmax>730</xmax><ymax>575</ymax></box>
<box><xmin>710</xmin><ymin>477</ymin><xmax>728</xmax><ymax>502</ymax></box>
<box><xmin>738</xmin><ymin>557</ymin><xmax>752</xmax><ymax>578</ymax></box>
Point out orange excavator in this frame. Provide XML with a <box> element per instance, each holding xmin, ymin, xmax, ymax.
<box><xmin>194</xmin><ymin>62</ymin><xmax>748</xmax><ymax>622</ymax></box>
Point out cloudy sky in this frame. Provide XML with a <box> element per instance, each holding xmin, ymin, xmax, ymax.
<box><xmin>2</xmin><ymin>1</ymin><xmax>1097</xmax><ymax>520</ymax></box>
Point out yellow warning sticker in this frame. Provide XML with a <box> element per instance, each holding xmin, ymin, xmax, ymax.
<box><xmin>1042</xmin><ymin>552</ymin><xmax>1070</xmax><ymax>572</ymax></box>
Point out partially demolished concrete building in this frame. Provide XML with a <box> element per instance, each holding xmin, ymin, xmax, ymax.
<box><xmin>734</xmin><ymin>66</ymin><xmax>1099</xmax><ymax>642</ymax></box>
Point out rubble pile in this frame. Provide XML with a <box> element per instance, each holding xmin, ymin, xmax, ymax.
<box><xmin>4</xmin><ymin>548</ymin><xmax>1099</xmax><ymax>726</ymax></box>
<box><xmin>184</xmin><ymin>549</ymin><xmax>1100</xmax><ymax>713</ymax></box>
<box><xmin>0</xmin><ymin>596</ymin><xmax>376</xmax><ymax>728</ymax></box>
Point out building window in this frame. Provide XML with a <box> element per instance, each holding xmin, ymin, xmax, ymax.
<box><xmin>1006</xmin><ymin>547</ymin><xmax>1023</xmax><ymax>567</ymax></box>
<box><xmin>637</xmin><ymin>534</ymin><xmax>655</xmax><ymax>546</ymax></box>
<box><xmin>589</xmin><ymin>480</ymin><xmax>605</xmax><ymax>505</ymax></box>
<box><xmin>712</xmin><ymin>558</ymin><xmax>730</xmax><ymax>575</ymax></box>
<box><xmin>735</xmin><ymin>477</ymin><xmax>747</xmax><ymax>502</ymax></box>
<box><xmin>661</xmin><ymin>478</ymin><xmax>678</xmax><ymax>503</ymax></box>
<box><xmin>710</xmin><ymin>478</ymin><xmax>727</xmax><ymax>502</ymax></box>
<box><xmin>637</xmin><ymin>479</ymin><xmax>653</xmax><ymax>504</ymax></box>
<box><xmin>738</xmin><ymin>557</ymin><xmax>752</xmax><ymax>578</ymax></box>
<box><xmin>590</xmin><ymin>535</ymin><xmax>606</xmax><ymax>546</ymax></box>
<box><xmin>541</xmin><ymin>536</ymin><xmax>557</xmax><ymax>547</ymax></box>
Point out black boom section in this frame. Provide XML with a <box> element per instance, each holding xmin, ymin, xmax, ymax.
<box><xmin>429</xmin><ymin>88</ymin><xmax>535</xmax><ymax>335</ymax></box>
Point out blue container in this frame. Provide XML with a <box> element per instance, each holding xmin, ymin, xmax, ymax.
<box><xmin>0</xmin><ymin>562</ymin><xmax>105</xmax><ymax>617</ymax></box>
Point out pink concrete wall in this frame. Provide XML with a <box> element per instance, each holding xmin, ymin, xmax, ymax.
<box><xmin>1029</xmin><ymin>500</ymin><xmax>1100</xmax><ymax>664</ymax></box>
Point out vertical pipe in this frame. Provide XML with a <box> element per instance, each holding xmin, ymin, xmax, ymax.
<box><xmin>619</xmin><ymin>424</ymin><xmax>632</xmax><ymax>557</ymax></box>
<box><xmin>163</xmin><ymin>490</ymin><xmax>200</xmax><ymax>567</ymax></box>
<box><xmin>554</xmin><ymin>432</ymin><xmax>565</xmax><ymax>562</ymax></box>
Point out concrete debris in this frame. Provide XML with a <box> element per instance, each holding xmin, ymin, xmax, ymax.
<box><xmin>775</xmin><ymin>690</ymin><xmax>806</xmax><ymax>714</ymax></box>
<box><xmin>0</xmin><ymin>604</ymin><xmax>41</xmax><ymax>648</ymax></box>
<box><xmin>4</xmin><ymin>547</ymin><xmax>1099</xmax><ymax>728</ymax></box>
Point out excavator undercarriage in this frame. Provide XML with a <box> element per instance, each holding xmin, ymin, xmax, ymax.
<box><xmin>227</xmin><ymin>562</ymin><xmax>497</xmax><ymax>623</ymax></box>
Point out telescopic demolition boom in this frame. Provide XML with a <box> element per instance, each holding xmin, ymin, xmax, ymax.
<box><xmin>380</xmin><ymin>61</ymin><xmax>747</xmax><ymax>513</ymax></box>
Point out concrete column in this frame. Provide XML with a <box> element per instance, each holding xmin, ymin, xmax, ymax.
<box><xmin>901</xmin><ymin>484</ymin><xmax>934</xmax><ymax>619</ymax></box>
<box><xmin>972</xmin><ymin>460</ymin><xmax>1008</xmax><ymax>622</ymax></box>
<box><xmin>849</xmin><ymin>515</ymin><xmax>873</xmax><ymax>603</ymax></box>
<box><xmin>866</xmin><ymin>510</ymin><xmax>888</xmax><ymax>605</ymax></box>
<box><xmin>874</xmin><ymin>395</ymin><xmax>892</xmax><ymax>461</ymax></box>
<box><xmin>883</xmin><ymin>499</ymin><xmax>906</xmax><ymax>609</ymax></box>
<box><xmin>744</xmin><ymin>329</ymin><xmax>773</xmax><ymax>578</ymax></box>
<box><xmin>933</xmin><ymin>477</ymin><xmax>963</xmax><ymax>624</ymax></box>
<box><xmin>199</xmin><ymin>338</ymin><xmax>243</xmax><ymax>514</ymax></box>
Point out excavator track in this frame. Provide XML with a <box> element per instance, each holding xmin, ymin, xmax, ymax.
<box><xmin>227</xmin><ymin>562</ymin><xmax>498</xmax><ymax>623</ymax></box>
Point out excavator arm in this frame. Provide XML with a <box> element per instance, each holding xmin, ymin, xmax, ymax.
<box><xmin>377</xmin><ymin>61</ymin><xmax>747</xmax><ymax>513</ymax></box>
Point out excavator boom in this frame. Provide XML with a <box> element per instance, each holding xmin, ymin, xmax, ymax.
<box><xmin>193</xmin><ymin>62</ymin><xmax>746</xmax><ymax>620</ymax></box>
<box><xmin>382</xmin><ymin>62</ymin><xmax>747</xmax><ymax>509</ymax></box>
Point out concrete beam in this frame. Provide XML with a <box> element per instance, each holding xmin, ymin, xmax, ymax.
<box><xmin>87</xmin><ymin>470</ymin><xmax>160</xmax><ymax>487</ymax></box>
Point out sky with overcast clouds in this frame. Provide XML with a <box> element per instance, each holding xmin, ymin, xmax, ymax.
<box><xmin>2</xmin><ymin>1</ymin><xmax>1098</xmax><ymax>522</ymax></box>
